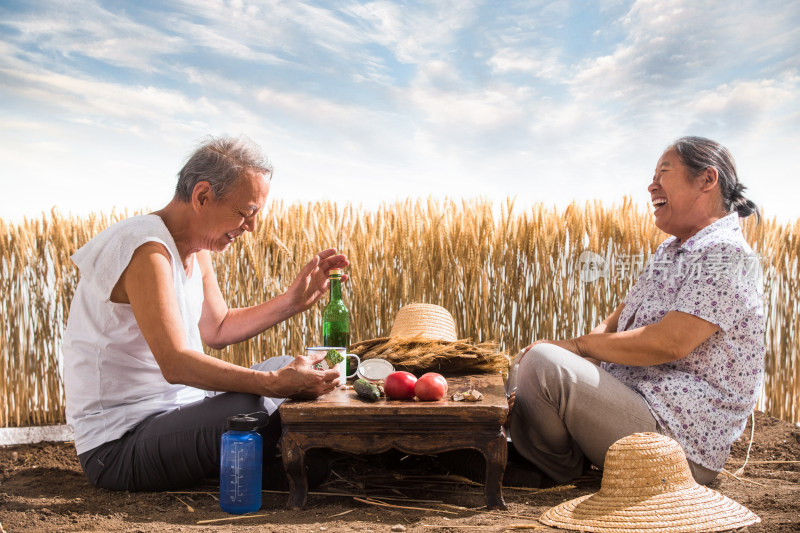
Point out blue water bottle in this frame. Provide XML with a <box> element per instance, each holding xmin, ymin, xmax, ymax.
<box><xmin>220</xmin><ymin>413</ymin><xmax>263</xmax><ymax>514</ymax></box>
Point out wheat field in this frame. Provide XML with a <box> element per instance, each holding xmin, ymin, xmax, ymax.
<box><xmin>1</xmin><ymin>199</ymin><xmax>797</xmax><ymax>427</ymax></box>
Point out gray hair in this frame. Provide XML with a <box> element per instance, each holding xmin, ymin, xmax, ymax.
<box><xmin>669</xmin><ymin>136</ymin><xmax>760</xmax><ymax>221</ymax></box>
<box><xmin>174</xmin><ymin>135</ymin><xmax>273</xmax><ymax>202</ymax></box>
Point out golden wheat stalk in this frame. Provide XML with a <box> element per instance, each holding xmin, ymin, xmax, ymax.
<box><xmin>0</xmin><ymin>201</ymin><xmax>797</xmax><ymax>426</ymax></box>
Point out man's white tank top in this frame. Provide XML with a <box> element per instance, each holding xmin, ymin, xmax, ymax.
<box><xmin>63</xmin><ymin>214</ymin><xmax>206</xmax><ymax>454</ymax></box>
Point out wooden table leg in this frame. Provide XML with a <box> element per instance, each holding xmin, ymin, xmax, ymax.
<box><xmin>481</xmin><ymin>433</ymin><xmax>508</xmax><ymax>510</ymax></box>
<box><xmin>280</xmin><ymin>433</ymin><xmax>308</xmax><ymax>510</ymax></box>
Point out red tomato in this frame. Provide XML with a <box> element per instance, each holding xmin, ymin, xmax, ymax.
<box><xmin>384</xmin><ymin>371</ymin><xmax>418</xmax><ymax>400</ymax></box>
<box><xmin>414</xmin><ymin>372</ymin><xmax>448</xmax><ymax>401</ymax></box>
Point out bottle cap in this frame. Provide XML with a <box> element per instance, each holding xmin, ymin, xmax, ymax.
<box><xmin>329</xmin><ymin>268</ymin><xmax>343</xmax><ymax>277</ymax></box>
<box><xmin>226</xmin><ymin>414</ymin><xmax>259</xmax><ymax>431</ymax></box>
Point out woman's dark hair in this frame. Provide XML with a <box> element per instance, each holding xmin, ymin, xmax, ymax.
<box><xmin>174</xmin><ymin>135</ymin><xmax>273</xmax><ymax>202</ymax></box>
<box><xmin>670</xmin><ymin>136</ymin><xmax>760</xmax><ymax>221</ymax></box>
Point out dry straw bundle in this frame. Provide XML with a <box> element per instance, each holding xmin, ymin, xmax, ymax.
<box><xmin>1</xmin><ymin>199</ymin><xmax>798</xmax><ymax>427</ymax></box>
<box><xmin>349</xmin><ymin>338</ymin><xmax>507</xmax><ymax>375</ymax></box>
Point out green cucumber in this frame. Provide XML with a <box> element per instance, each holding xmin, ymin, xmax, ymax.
<box><xmin>354</xmin><ymin>378</ymin><xmax>381</xmax><ymax>402</ymax></box>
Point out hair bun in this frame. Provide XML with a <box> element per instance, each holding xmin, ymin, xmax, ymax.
<box><xmin>670</xmin><ymin>136</ymin><xmax>760</xmax><ymax>223</ymax></box>
<box><xmin>732</xmin><ymin>195</ymin><xmax>759</xmax><ymax>218</ymax></box>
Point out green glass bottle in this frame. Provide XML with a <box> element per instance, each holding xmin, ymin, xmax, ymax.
<box><xmin>322</xmin><ymin>268</ymin><xmax>351</xmax><ymax>376</ymax></box>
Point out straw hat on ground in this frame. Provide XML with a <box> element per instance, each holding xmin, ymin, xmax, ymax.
<box><xmin>347</xmin><ymin>303</ymin><xmax>508</xmax><ymax>374</ymax></box>
<box><xmin>540</xmin><ymin>432</ymin><xmax>760</xmax><ymax>533</ymax></box>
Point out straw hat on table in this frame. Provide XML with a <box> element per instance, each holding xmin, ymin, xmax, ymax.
<box><xmin>347</xmin><ymin>303</ymin><xmax>508</xmax><ymax>374</ymax></box>
<box><xmin>540</xmin><ymin>432</ymin><xmax>760</xmax><ymax>533</ymax></box>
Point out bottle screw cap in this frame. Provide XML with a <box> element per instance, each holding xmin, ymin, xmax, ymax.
<box><xmin>226</xmin><ymin>414</ymin><xmax>259</xmax><ymax>431</ymax></box>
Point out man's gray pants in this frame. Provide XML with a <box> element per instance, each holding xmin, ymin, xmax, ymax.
<box><xmin>79</xmin><ymin>356</ymin><xmax>292</xmax><ymax>491</ymax></box>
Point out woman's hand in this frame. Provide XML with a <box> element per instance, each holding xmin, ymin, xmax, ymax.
<box><xmin>544</xmin><ymin>338</ymin><xmax>602</xmax><ymax>364</ymax></box>
<box><xmin>516</xmin><ymin>338</ymin><xmax>601</xmax><ymax>365</ymax></box>
<box><xmin>515</xmin><ymin>338</ymin><xmax>576</xmax><ymax>364</ymax></box>
<box><xmin>514</xmin><ymin>341</ymin><xmax>538</xmax><ymax>365</ymax></box>
<box><xmin>545</xmin><ymin>338</ymin><xmax>580</xmax><ymax>354</ymax></box>
<box><xmin>284</xmin><ymin>249</ymin><xmax>349</xmax><ymax>314</ymax></box>
<box><xmin>504</xmin><ymin>391</ymin><xmax>515</xmax><ymax>429</ymax></box>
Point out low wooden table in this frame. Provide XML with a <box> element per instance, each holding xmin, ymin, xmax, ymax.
<box><xmin>279</xmin><ymin>374</ymin><xmax>508</xmax><ymax>510</ymax></box>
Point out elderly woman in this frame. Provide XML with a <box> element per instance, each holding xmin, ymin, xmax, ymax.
<box><xmin>508</xmin><ymin>136</ymin><xmax>764</xmax><ymax>485</ymax></box>
<box><xmin>63</xmin><ymin>136</ymin><xmax>346</xmax><ymax>491</ymax></box>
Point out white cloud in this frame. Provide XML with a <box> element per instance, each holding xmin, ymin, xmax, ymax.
<box><xmin>171</xmin><ymin>0</ymin><xmax>366</xmax><ymax>60</ymax></box>
<box><xmin>688</xmin><ymin>76</ymin><xmax>798</xmax><ymax>133</ymax></box>
<box><xmin>251</xmin><ymin>84</ymin><xmax>407</xmax><ymax>162</ymax></box>
<box><xmin>488</xmin><ymin>48</ymin><xmax>566</xmax><ymax>81</ymax></box>
<box><xmin>4</xmin><ymin>0</ymin><xmax>184</xmax><ymax>73</ymax></box>
<box><xmin>169</xmin><ymin>19</ymin><xmax>286</xmax><ymax>65</ymax></box>
<box><xmin>403</xmin><ymin>80</ymin><xmax>534</xmax><ymax>153</ymax></box>
<box><xmin>345</xmin><ymin>0</ymin><xmax>481</xmax><ymax>64</ymax></box>
<box><xmin>0</xmin><ymin>65</ymin><xmax>219</xmax><ymax>127</ymax></box>
<box><xmin>0</xmin><ymin>0</ymin><xmax>797</xmax><ymax>223</ymax></box>
<box><xmin>574</xmin><ymin>0</ymin><xmax>800</xmax><ymax>103</ymax></box>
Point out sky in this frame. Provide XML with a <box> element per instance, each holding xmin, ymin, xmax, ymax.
<box><xmin>1</xmin><ymin>0</ymin><xmax>798</xmax><ymax>223</ymax></box>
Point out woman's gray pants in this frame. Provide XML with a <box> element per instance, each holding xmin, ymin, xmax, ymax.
<box><xmin>78</xmin><ymin>356</ymin><xmax>292</xmax><ymax>491</ymax></box>
<box><xmin>509</xmin><ymin>344</ymin><xmax>718</xmax><ymax>485</ymax></box>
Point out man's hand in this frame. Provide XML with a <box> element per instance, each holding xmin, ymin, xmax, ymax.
<box><xmin>268</xmin><ymin>350</ymin><xmax>340</xmax><ymax>400</ymax></box>
<box><xmin>284</xmin><ymin>249</ymin><xmax>349</xmax><ymax>314</ymax></box>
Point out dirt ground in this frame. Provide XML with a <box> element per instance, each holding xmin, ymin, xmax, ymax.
<box><xmin>1</xmin><ymin>410</ymin><xmax>798</xmax><ymax>533</ymax></box>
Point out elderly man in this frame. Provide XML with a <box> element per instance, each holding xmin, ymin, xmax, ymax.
<box><xmin>63</xmin><ymin>135</ymin><xmax>346</xmax><ymax>491</ymax></box>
